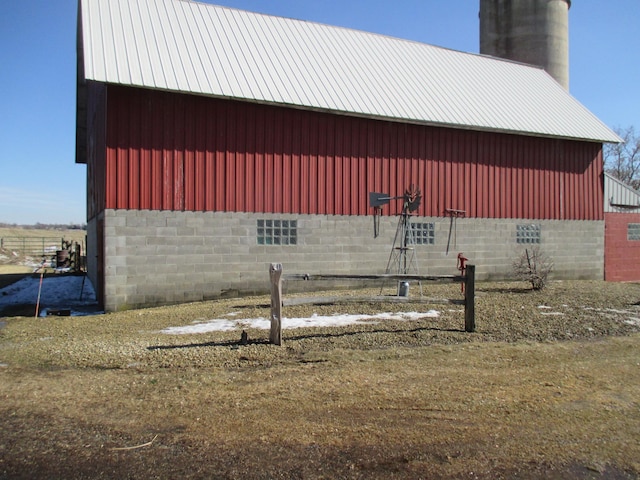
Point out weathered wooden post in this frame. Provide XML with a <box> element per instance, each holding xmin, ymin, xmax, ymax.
<box><xmin>269</xmin><ymin>263</ymin><xmax>283</xmax><ymax>345</ymax></box>
<box><xmin>464</xmin><ymin>264</ymin><xmax>475</xmax><ymax>332</ymax></box>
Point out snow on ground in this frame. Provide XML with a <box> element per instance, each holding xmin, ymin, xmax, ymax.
<box><xmin>0</xmin><ymin>274</ymin><xmax>442</xmax><ymax>328</ymax></box>
<box><xmin>0</xmin><ymin>274</ymin><xmax>101</xmax><ymax>316</ymax></box>
<box><xmin>161</xmin><ymin>310</ymin><xmax>441</xmax><ymax>334</ymax></box>
<box><xmin>2</xmin><ymin>275</ymin><xmax>640</xmax><ymax>333</ymax></box>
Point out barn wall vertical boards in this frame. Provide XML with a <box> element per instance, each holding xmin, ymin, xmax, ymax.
<box><xmin>103</xmin><ymin>86</ymin><xmax>603</xmax><ymax>221</ymax></box>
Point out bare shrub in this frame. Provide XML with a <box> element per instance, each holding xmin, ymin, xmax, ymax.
<box><xmin>512</xmin><ymin>247</ymin><xmax>554</xmax><ymax>290</ymax></box>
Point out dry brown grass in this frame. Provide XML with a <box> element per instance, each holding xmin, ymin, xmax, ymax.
<box><xmin>1</xmin><ymin>281</ymin><xmax>640</xmax><ymax>479</ymax></box>
<box><xmin>0</xmin><ymin>265</ymin><xmax>32</xmax><ymax>275</ymax></box>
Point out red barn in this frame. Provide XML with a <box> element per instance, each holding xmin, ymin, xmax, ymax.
<box><xmin>76</xmin><ymin>0</ymin><xmax>619</xmax><ymax>311</ymax></box>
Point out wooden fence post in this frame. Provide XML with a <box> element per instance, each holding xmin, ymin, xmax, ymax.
<box><xmin>269</xmin><ymin>263</ymin><xmax>283</xmax><ymax>345</ymax></box>
<box><xmin>464</xmin><ymin>264</ymin><xmax>475</xmax><ymax>333</ymax></box>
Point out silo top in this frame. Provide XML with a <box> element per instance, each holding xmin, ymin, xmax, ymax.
<box><xmin>479</xmin><ymin>0</ymin><xmax>571</xmax><ymax>89</ymax></box>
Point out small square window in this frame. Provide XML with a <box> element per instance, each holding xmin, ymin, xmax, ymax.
<box><xmin>257</xmin><ymin>219</ymin><xmax>297</xmax><ymax>245</ymax></box>
<box><xmin>628</xmin><ymin>223</ymin><xmax>640</xmax><ymax>241</ymax></box>
<box><xmin>517</xmin><ymin>224</ymin><xmax>541</xmax><ymax>244</ymax></box>
<box><xmin>409</xmin><ymin>222</ymin><xmax>435</xmax><ymax>245</ymax></box>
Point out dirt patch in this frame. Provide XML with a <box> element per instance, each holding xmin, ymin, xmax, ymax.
<box><xmin>1</xmin><ymin>280</ymin><xmax>640</xmax><ymax>479</ymax></box>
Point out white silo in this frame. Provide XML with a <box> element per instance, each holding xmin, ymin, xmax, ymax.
<box><xmin>480</xmin><ymin>0</ymin><xmax>571</xmax><ymax>89</ymax></box>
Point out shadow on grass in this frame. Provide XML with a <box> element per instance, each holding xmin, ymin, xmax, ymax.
<box><xmin>147</xmin><ymin>325</ymin><xmax>466</xmax><ymax>351</ymax></box>
<box><xmin>0</xmin><ymin>273</ymin><xmax>33</xmax><ymax>290</ymax></box>
<box><xmin>286</xmin><ymin>325</ymin><xmax>465</xmax><ymax>342</ymax></box>
<box><xmin>148</xmin><ymin>338</ymin><xmax>270</xmax><ymax>350</ymax></box>
<box><xmin>478</xmin><ymin>286</ymin><xmax>533</xmax><ymax>294</ymax></box>
<box><xmin>0</xmin><ymin>303</ymin><xmax>38</xmax><ymax>317</ymax></box>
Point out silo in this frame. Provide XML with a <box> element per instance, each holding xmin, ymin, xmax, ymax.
<box><xmin>479</xmin><ymin>0</ymin><xmax>570</xmax><ymax>89</ymax></box>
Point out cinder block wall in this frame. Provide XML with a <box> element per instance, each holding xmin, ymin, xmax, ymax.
<box><xmin>100</xmin><ymin>209</ymin><xmax>604</xmax><ymax>311</ymax></box>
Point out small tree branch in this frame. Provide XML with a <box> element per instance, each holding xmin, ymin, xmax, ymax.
<box><xmin>109</xmin><ymin>435</ymin><xmax>158</xmax><ymax>451</ymax></box>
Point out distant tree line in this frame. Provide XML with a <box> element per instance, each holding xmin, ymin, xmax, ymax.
<box><xmin>0</xmin><ymin>222</ymin><xmax>87</xmax><ymax>231</ymax></box>
<box><xmin>604</xmin><ymin>126</ymin><xmax>640</xmax><ymax>190</ymax></box>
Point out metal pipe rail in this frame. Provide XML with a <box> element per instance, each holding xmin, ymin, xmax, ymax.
<box><xmin>269</xmin><ymin>264</ymin><xmax>475</xmax><ymax>345</ymax></box>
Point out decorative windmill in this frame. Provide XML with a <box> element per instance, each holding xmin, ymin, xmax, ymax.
<box><xmin>369</xmin><ymin>185</ymin><xmax>422</xmax><ymax>277</ymax></box>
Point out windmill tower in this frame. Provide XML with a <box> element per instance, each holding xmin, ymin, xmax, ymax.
<box><xmin>370</xmin><ymin>186</ymin><xmax>423</xmax><ymax>296</ymax></box>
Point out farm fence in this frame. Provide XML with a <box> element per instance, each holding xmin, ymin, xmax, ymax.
<box><xmin>268</xmin><ymin>263</ymin><xmax>476</xmax><ymax>345</ymax></box>
<box><xmin>0</xmin><ymin>237</ymin><xmax>66</xmax><ymax>257</ymax></box>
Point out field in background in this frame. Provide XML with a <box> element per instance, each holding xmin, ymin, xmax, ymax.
<box><xmin>0</xmin><ymin>226</ymin><xmax>86</xmax><ymax>245</ymax></box>
<box><xmin>0</xmin><ymin>226</ymin><xmax>86</xmax><ymax>276</ymax></box>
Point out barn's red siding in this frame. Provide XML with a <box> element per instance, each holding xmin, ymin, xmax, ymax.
<box><xmin>605</xmin><ymin>213</ymin><xmax>640</xmax><ymax>281</ymax></box>
<box><xmin>97</xmin><ymin>86</ymin><xmax>604</xmax><ymax>220</ymax></box>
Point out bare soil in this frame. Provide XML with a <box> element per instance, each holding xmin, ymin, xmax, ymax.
<box><xmin>1</xmin><ymin>279</ymin><xmax>640</xmax><ymax>479</ymax></box>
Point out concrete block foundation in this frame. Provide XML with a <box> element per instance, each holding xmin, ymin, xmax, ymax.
<box><xmin>90</xmin><ymin>209</ymin><xmax>604</xmax><ymax>311</ymax></box>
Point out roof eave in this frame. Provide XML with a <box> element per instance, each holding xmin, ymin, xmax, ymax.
<box><xmin>76</xmin><ymin>0</ymin><xmax>88</xmax><ymax>165</ymax></box>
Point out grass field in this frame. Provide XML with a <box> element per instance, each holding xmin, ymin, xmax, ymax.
<box><xmin>0</xmin><ymin>226</ymin><xmax>86</xmax><ymax>243</ymax></box>
<box><xmin>1</xmin><ymin>279</ymin><xmax>639</xmax><ymax>479</ymax></box>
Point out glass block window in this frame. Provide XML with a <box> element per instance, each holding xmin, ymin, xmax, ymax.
<box><xmin>516</xmin><ymin>224</ymin><xmax>541</xmax><ymax>244</ymax></box>
<box><xmin>257</xmin><ymin>219</ymin><xmax>297</xmax><ymax>245</ymax></box>
<box><xmin>628</xmin><ymin>223</ymin><xmax>640</xmax><ymax>241</ymax></box>
<box><xmin>409</xmin><ymin>222</ymin><xmax>435</xmax><ymax>245</ymax></box>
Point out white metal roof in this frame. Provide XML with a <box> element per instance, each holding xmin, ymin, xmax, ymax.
<box><xmin>604</xmin><ymin>173</ymin><xmax>640</xmax><ymax>212</ymax></box>
<box><xmin>78</xmin><ymin>0</ymin><xmax>620</xmax><ymax>143</ymax></box>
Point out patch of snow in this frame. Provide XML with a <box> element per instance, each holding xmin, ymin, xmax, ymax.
<box><xmin>539</xmin><ymin>312</ymin><xmax>564</xmax><ymax>316</ymax></box>
<box><xmin>1</xmin><ymin>275</ymin><xmax>443</xmax><ymax>328</ymax></box>
<box><xmin>537</xmin><ymin>305</ymin><xmax>552</xmax><ymax>309</ymax></box>
<box><xmin>163</xmin><ymin>319</ymin><xmax>238</xmax><ymax>334</ymax></box>
<box><xmin>624</xmin><ymin>318</ymin><xmax>640</xmax><ymax>327</ymax></box>
<box><xmin>161</xmin><ymin>310</ymin><xmax>441</xmax><ymax>335</ymax></box>
<box><xmin>605</xmin><ymin>308</ymin><xmax>633</xmax><ymax>314</ymax></box>
<box><xmin>0</xmin><ymin>275</ymin><xmax>101</xmax><ymax>316</ymax></box>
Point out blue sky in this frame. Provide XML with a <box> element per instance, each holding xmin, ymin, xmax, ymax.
<box><xmin>0</xmin><ymin>0</ymin><xmax>638</xmax><ymax>225</ymax></box>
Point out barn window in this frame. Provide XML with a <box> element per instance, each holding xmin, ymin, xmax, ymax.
<box><xmin>410</xmin><ymin>222</ymin><xmax>435</xmax><ymax>245</ymax></box>
<box><xmin>257</xmin><ymin>219</ymin><xmax>297</xmax><ymax>245</ymax></box>
<box><xmin>627</xmin><ymin>223</ymin><xmax>640</xmax><ymax>241</ymax></box>
<box><xmin>516</xmin><ymin>224</ymin><xmax>541</xmax><ymax>244</ymax></box>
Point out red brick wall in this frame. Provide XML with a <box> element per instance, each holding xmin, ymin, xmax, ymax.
<box><xmin>605</xmin><ymin>212</ymin><xmax>640</xmax><ymax>281</ymax></box>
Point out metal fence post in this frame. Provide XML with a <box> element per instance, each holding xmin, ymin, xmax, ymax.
<box><xmin>464</xmin><ymin>264</ymin><xmax>475</xmax><ymax>332</ymax></box>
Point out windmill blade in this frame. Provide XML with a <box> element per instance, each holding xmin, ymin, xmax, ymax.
<box><xmin>369</xmin><ymin>192</ymin><xmax>390</xmax><ymax>208</ymax></box>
